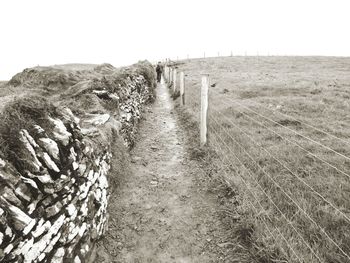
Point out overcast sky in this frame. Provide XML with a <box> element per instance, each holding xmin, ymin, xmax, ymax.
<box><xmin>0</xmin><ymin>0</ymin><xmax>349</xmax><ymax>80</ymax></box>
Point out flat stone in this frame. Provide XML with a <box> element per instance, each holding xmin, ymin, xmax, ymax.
<box><xmin>45</xmin><ymin>202</ymin><xmax>63</xmax><ymax>218</ymax></box>
<box><xmin>84</xmin><ymin>113</ymin><xmax>110</xmax><ymax>126</ymax></box>
<box><xmin>38</xmin><ymin>138</ymin><xmax>60</xmax><ymax>161</ymax></box>
<box><xmin>60</xmin><ymin>107</ymin><xmax>80</xmax><ymax>124</ymax></box>
<box><xmin>40</xmin><ymin>152</ymin><xmax>60</xmax><ymax>172</ymax></box>
<box><xmin>14</xmin><ymin>183</ymin><xmax>32</xmax><ymax>202</ymax></box>
<box><xmin>32</xmin><ymin>219</ymin><xmax>50</xmax><ymax>238</ymax></box>
<box><xmin>3</xmin><ymin>187</ymin><xmax>22</xmax><ymax>207</ymax></box>
<box><xmin>1</xmin><ymin>198</ymin><xmax>36</xmax><ymax>234</ymax></box>
<box><xmin>51</xmin><ymin>247</ymin><xmax>65</xmax><ymax>263</ymax></box>
<box><xmin>49</xmin><ymin>117</ymin><xmax>72</xmax><ymax>146</ymax></box>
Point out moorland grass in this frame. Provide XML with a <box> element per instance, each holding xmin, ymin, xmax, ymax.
<box><xmin>173</xmin><ymin>56</ymin><xmax>350</xmax><ymax>262</ymax></box>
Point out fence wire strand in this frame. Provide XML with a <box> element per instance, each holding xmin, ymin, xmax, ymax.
<box><xmin>209</xmin><ymin>112</ymin><xmax>350</xmax><ymax>261</ymax></box>
<box><xmin>210</xmin><ymin>90</ymin><xmax>350</xmax><ymax>181</ymax></box>
<box><xmin>209</xmin><ymin>121</ymin><xmax>323</xmax><ymax>262</ymax></box>
<box><xmin>209</xmin><ymin>106</ymin><xmax>350</xmax><ymax>224</ymax></box>
<box><xmin>210</xmin><ymin>90</ymin><xmax>350</xmax><ymax>162</ymax></box>
<box><xmin>209</xmin><ymin>129</ymin><xmax>303</xmax><ymax>262</ymax></box>
<box><xmin>165</xmin><ymin>69</ymin><xmax>350</xmax><ymax>262</ymax></box>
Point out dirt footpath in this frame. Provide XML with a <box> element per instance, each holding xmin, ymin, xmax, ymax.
<box><xmin>97</xmin><ymin>81</ymin><xmax>231</xmax><ymax>262</ymax></box>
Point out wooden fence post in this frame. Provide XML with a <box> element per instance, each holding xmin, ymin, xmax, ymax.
<box><xmin>173</xmin><ymin>68</ymin><xmax>177</xmax><ymax>93</ymax></box>
<box><xmin>164</xmin><ymin>66</ymin><xmax>167</xmax><ymax>82</ymax></box>
<box><xmin>166</xmin><ymin>67</ymin><xmax>168</xmax><ymax>83</ymax></box>
<box><xmin>200</xmin><ymin>74</ymin><xmax>209</xmax><ymax>146</ymax></box>
<box><xmin>180</xmin><ymin>72</ymin><xmax>185</xmax><ymax>106</ymax></box>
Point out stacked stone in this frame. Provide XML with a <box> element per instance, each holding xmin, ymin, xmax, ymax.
<box><xmin>0</xmin><ymin>61</ymin><xmax>155</xmax><ymax>262</ymax></box>
<box><xmin>0</xmin><ymin>108</ymin><xmax>111</xmax><ymax>263</ymax></box>
<box><xmin>92</xmin><ymin>74</ymin><xmax>152</xmax><ymax>148</ymax></box>
<box><xmin>118</xmin><ymin>75</ymin><xmax>151</xmax><ymax>148</ymax></box>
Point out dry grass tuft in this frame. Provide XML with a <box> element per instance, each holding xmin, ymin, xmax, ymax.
<box><xmin>0</xmin><ymin>96</ymin><xmax>57</xmax><ymax>170</ymax></box>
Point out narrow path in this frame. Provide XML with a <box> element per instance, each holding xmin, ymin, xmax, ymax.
<box><xmin>99</xmin><ymin>81</ymin><xmax>229</xmax><ymax>262</ymax></box>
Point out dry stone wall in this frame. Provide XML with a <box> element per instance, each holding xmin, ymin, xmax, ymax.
<box><xmin>0</xmin><ymin>62</ymin><xmax>156</xmax><ymax>262</ymax></box>
<box><xmin>0</xmin><ymin>109</ymin><xmax>111</xmax><ymax>263</ymax></box>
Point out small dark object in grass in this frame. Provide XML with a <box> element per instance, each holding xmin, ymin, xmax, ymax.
<box><xmin>222</xmin><ymin>88</ymin><xmax>229</xmax><ymax>94</ymax></box>
<box><xmin>277</xmin><ymin>119</ymin><xmax>301</xmax><ymax>127</ymax></box>
<box><xmin>189</xmin><ymin>147</ymin><xmax>206</xmax><ymax>160</ymax></box>
<box><xmin>171</xmin><ymin>90</ymin><xmax>180</xmax><ymax>100</ymax></box>
<box><xmin>310</xmin><ymin>89</ymin><xmax>322</xmax><ymax>95</ymax></box>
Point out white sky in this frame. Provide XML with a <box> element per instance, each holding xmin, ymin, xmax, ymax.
<box><xmin>0</xmin><ymin>0</ymin><xmax>349</xmax><ymax>80</ymax></box>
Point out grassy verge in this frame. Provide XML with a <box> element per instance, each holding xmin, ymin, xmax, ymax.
<box><xmin>171</xmin><ymin>56</ymin><xmax>350</xmax><ymax>262</ymax></box>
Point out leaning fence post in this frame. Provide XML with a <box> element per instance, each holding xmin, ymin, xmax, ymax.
<box><xmin>180</xmin><ymin>72</ymin><xmax>185</xmax><ymax>106</ymax></box>
<box><xmin>173</xmin><ymin>68</ymin><xmax>177</xmax><ymax>93</ymax></box>
<box><xmin>200</xmin><ymin>74</ymin><xmax>209</xmax><ymax>146</ymax></box>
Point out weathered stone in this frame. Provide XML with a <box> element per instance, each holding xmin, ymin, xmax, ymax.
<box><xmin>66</xmin><ymin>204</ymin><xmax>77</xmax><ymax>217</ymax></box>
<box><xmin>43</xmin><ymin>185</ymin><xmax>55</xmax><ymax>195</ymax></box>
<box><xmin>27</xmin><ymin>198</ymin><xmax>40</xmax><ymax>215</ymax></box>
<box><xmin>0</xmin><ymin>172</ymin><xmax>20</xmax><ymax>192</ymax></box>
<box><xmin>61</xmin><ymin>107</ymin><xmax>80</xmax><ymax>124</ymax></box>
<box><xmin>49</xmin><ymin>117</ymin><xmax>72</xmax><ymax>146</ymax></box>
<box><xmin>5</xmin><ymin>226</ymin><xmax>12</xmax><ymax>237</ymax></box>
<box><xmin>78</xmin><ymin>222</ymin><xmax>87</xmax><ymax>237</ymax></box>
<box><xmin>84</xmin><ymin>113</ymin><xmax>110</xmax><ymax>126</ymax></box>
<box><xmin>74</xmin><ymin>255</ymin><xmax>81</xmax><ymax>263</ymax></box>
<box><xmin>51</xmin><ymin>247</ymin><xmax>65</xmax><ymax>263</ymax></box>
<box><xmin>14</xmin><ymin>183</ymin><xmax>32</xmax><ymax>202</ymax></box>
<box><xmin>20</xmin><ymin>176</ymin><xmax>38</xmax><ymax>190</ymax></box>
<box><xmin>45</xmin><ymin>202</ymin><xmax>63</xmax><ymax>218</ymax></box>
<box><xmin>41</xmin><ymin>195</ymin><xmax>54</xmax><ymax>207</ymax></box>
<box><xmin>72</xmin><ymin>162</ymin><xmax>79</xmax><ymax>171</ymax></box>
<box><xmin>13</xmin><ymin>237</ymin><xmax>34</xmax><ymax>256</ymax></box>
<box><xmin>31</xmin><ymin>219</ymin><xmax>46</xmax><ymax>238</ymax></box>
<box><xmin>24</xmin><ymin>214</ymin><xmax>65</xmax><ymax>262</ymax></box>
<box><xmin>0</xmin><ymin>158</ymin><xmax>5</xmax><ymax>168</ymax></box>
<box><xmin>22</xmin><ymin>129</ymin><xmax>39</xmax><ymax>148</ymax></box>
<box><xmin>43</xmin><ymin>232</ymin><xmax>61</xmax><ymax>254</ymax></box>
<box><xmin>4</xmin><ymin>243</ymin><xmax>14</xmax><ymax>254</ymax></box>
<box><xmin>1</xmin><ymin>197</ymin><xmax>36</xmax><ymax>235</ymax></box>
<box><xmin>79</xmin><ymin>182</ymin><xmax>92</xmax><ymax>200</ymax></box>
<box><xmin>38</xmin><ymin>138</ymin><xmax>60</xmax><ymax>161</ymax></box>
<box><xmin>38</xmin><ymin>152</ymin><xmax>60</xmax><ymax>172</ymax></box>
<box><xmin>26</xmin><ymin>171</ymin><xmax>54</xmax><ymax>184</ymax></box>
<box><xmin>2</xmin><ymin>187</ymin><xmax>22</xmax><ymax>208</ymax></box>
<box><xmin>38</xmin><ymin>252</ymin><xmax>46</xmax><ymax>261</ymax></box>
<box><xmin>94</xmin><ymin>188</ymin><xmax>102</xmax><ymax>201</ymax></box>
<box><xmin>33</xmin><ymin>125</ymin><xmax>45</xmax><ymax>134</ymax></box>
<box><xmin>19</xmin><ymin>130</ymin><xmax>42</xmax><ymax>172</ymax></box>
<box><xmin>98</xmin><ymin>173</ymin><xmax>108</xmax><ymax>189</ymax></box>
<box><xmin>78</xmin><ymin>163</ymin><xmax>87</xmax><ymax>175</ymax></box>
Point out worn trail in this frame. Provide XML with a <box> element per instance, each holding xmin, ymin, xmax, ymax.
<box><xmin>99</xmin><ymin>81</ymin><xmax>228</xmax><ymax>262</ymax></box>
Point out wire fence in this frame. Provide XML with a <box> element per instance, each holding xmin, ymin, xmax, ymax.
<box><xmin>163</xmin><ymin>62</ymin><xmax>350</xmax><ymax>263</ymax></box>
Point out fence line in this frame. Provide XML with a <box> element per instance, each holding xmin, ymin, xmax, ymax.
<box><xmin>209</xmin><ymin>90</ymin><xmax>350</xmax><ymax>181</ymax></box>
<box><xmin>209</xmin><ymin>130</ymin><xmax>303</xmax><ymax>262</ymax></box>
<box><xmin>209</xmin><ymin>123</ymin><xmax>321</xmax><ymax>262</ymax></box>
<box><xmin>243</xmin><ymin>100</ymin><xmax>350</xmax><ymax>148</ymax></box>
<box><xmin>209</xmin><ymin>114</ymin><xmax>350</xmax><ymax>261</ymax></box>
<box><xmin>210</xmin><ymin>91</ymin><xmax>350</xmax><ymax>162</ymax></box>
<box><xmin>209</xmin><ymin>105</ymin><xmax>350</xmax><ymax>224</ymax></box>
<box><xmin>162</xmin><ymin>62</ymin><xmax>350</xmax><ymax>261</ymax></box>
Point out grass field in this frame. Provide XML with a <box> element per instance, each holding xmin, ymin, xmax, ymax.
<box><xmin>173</xmin><ymin>56</ymin><xmax>350</xmax><ymax>262</ymax></box>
